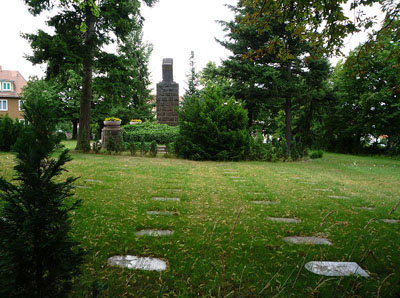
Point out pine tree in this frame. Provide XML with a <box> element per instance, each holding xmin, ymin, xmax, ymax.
<box><xmin>0</xmin><ymin>89</ymin><xmax>84</xmax><ymax>297</ymax></box>
<box><xmin>184</xmin><ymin>51</ymin><xmax>200</xmax><ymax>99</ymax></box>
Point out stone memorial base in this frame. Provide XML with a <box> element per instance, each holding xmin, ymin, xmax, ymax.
<box><xmin>101</xmin><ymin>124</ymin><xmax>122</xmax><ymax>149</ymax></box>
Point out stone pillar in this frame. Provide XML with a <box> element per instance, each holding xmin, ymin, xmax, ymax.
<box><xmin>156</xmin><ymin>58</ymin><xmax>179</xmax><ymax>126</ymax></box>
<box><xmin>101</xmin><ymin>123</ymin><xmax>122</xmax><ymax>149</ymax></box>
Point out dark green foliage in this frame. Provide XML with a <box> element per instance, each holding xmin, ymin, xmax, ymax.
<box><xmin>116</xmin><ymin>134</ymin><xmax>124</xmax><ymax>154</ymax></box>
<box><xmin>175</xmin><ymin>82</ymin><xmax>250</xmax><ymax>161</ymax></box>
<box><xmin>322</xmin><ymin>21</ymin><xmax>400</xmax><ymax>155</ymax></box>
<box><xmin>0</xmin><ymin>115</ymin><xmax>25</xmax><ymax>152</ymax></box>
<box><xmin>129</xmin><ymin>141</ymin><xmax>137</xmax><ymax>156</ymax></box>
<box><xmin>122</xmin><ymin>122</ymin><xmax>179</xmax><ymax>144</ymax></box>
<box><xmin>140</xmin><ymin>138</ymin><xmax>146</xmax><ymax>156</ymax></box>
<box><xmin>150</xmin><ymin>140</ymin><xmax>157</xmax><ymax>157</ymax></box>
<box><xmin>310</xmin><ymin>150</ymin><xmax>324</xmax><ymax>159</ymax></box>
<box><xmin>106</xmin><ymin>132</ymin><xmax>116</xmax><ymax>154</ymax></box>
<box><xmin>0</xmin><ymin>91</ymin><xmax>83</xmax><ymax>297</ymax></box>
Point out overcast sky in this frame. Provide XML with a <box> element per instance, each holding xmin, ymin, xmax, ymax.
<box><xmin>0</xmin><ymin>0</ymin><xmax>383</xmax><ymax>95</ymax></box>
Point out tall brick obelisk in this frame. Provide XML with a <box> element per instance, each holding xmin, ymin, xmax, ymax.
<box><xmin>156</xmin><ymin>58</ymin><xmax>179</xmax><ymax>126</ymax></box>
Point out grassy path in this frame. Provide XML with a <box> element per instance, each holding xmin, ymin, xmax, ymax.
<box><xmin>1</xmin><ymin>146</ymin><xmax>399</xmax><ymax>296</ymax></box>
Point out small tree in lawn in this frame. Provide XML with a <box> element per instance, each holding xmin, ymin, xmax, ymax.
<box><xmin>176</xmin><ymin>81</ymin><xmax>250</xmax><ymax>161</ymax></box>
<box><xmin>0</xmin><ymin>87</ymin><xmax>84</xmax><ymax>297</ymax></box>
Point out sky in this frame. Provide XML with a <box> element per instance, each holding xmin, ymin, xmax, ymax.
<box><xmin>0</xmin><ymin>0</ymin><xmax>384</xmax><ymax>95</ymax></box>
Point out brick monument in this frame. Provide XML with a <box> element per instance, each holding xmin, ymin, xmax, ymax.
<box><xmin>156</xmin><ymin>58</ymin><xmax>179</xmax><ymax>126</ymax></box>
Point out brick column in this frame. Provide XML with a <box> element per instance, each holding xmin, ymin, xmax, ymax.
<box><xmin>156</xmin><ymin>58</ymin><xmax>179</xmax><ymax>126</ymax></box>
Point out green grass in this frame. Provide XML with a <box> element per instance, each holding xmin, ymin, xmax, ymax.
<box><xmin>1</xmin><ymin>141</ymin><xmax>400</xmax><ymax>297</ymax></box>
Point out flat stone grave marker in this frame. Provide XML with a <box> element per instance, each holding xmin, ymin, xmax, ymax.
<box><xmin>305</xmin><ymin>261</ymin><xmax>369</xmax><ymax>277</ymax></box>
<box><xmin>284</xmin><ymin>236</ymin><xmax>331</xmax><ymax>245</ymax></box>
<box><xmin>353</xmin><ymin>206</ymin><xmax>375</xmax><ymax>211</ymax></box>
<box><xmin>85</xmin><ymin>179</ymin><xmax>103</xmax><ymax>183</ymax></box>
<box><xmin>160</xmin><ymin>189</ymin><xmax>182</xmax><ymax>192</ymax></box>
<box><xmin>108</xmin><ymin>255</ymin><xmax>167</xmax><ymax>271</ymax></box>
<box><xmin>75</xmin><ymin>185</ymin><xmax>90</xmax><ymax>189</ymax></box>
<box><xmin>135</xmin><ymin>229</ymin><xmax>174</xmax><ymax>237</ymax></box>
<box><xmin>251</xmin><ymin>200</ymin><xmax>278</xmax><ymax>205</ymax></box>
<box><xmin>328</xmin><ymin>195</ymin><xmax>350</xmax><ymax>199</ymax></box>
<box><xmin>147</xmin><ymin>211</ymin><xmax>177</xmax><ymax>216</ymax></box>
<box><xmin>247</xmin><ymin>192</ymin><xmax>267</xmax><ymax>195</ymax></box>
<box><xmin>313</xmin><ymin>189</ymin><xmax>333</xmax><ymax>192</ymax></box>
<box><xmin>267</xmin><ymin>217</ymin><xmax>301</xmax><ymax>223</ymax></box>
<box><xmin>381</xmin><ymin>219</ymin><xmax>400</xmax><ymax>224</ymax></box>
<box><xmin>152</xmin><ymin>197</ymin><xmax>180</xmax><ymax>202</ymax></box>
<box><xmin>290</xmin><ymin>177</ymin><xmax>302</xmax><ymax>180</ymax></box>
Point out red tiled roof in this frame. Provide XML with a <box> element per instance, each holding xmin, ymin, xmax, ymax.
<box><xmin>0</xmin><ymin>66</ymin><xmax>27</xmax><ymax>98</ymax></box>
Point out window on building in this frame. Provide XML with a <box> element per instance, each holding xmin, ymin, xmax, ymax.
<box><xmin>3</xmin><ymin>82</ymin><xmax>12</xmax><ymax>91</ymax></box>
<box><xmin>0</xmin><ymin>100</ymin><xmax>7</xmax><ymax>111</ymax></box>
<box><xmin>19</xmin><ymin>100</ymin><xmax>24</xmax><ymax>111</ymax></box>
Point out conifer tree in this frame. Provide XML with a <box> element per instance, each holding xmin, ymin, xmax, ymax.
<box><xmin>0</xmin><ymin>87</ymin><xmax>83</xmax><ymax>297</ymax></box>
<box><xmin>184</xmin><ymin>51</ymin><xmax>200</xmax><ymax>98</ymax></box>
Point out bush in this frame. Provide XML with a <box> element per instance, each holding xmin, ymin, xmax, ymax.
<box><xmin>0</xmin><ymin>115</ymin><xmax>25</xmax><ymax>152</ymax></box>
<box><xmin>310</xmin><ymin>150</ymin><xmax>324</xmax><ymax>159</ymax></box>
<box><xmin>150</xmin><ymin>140</ymin><xmax>158</xmax><ymax>157</ymax></box>
<box><xmin>0</xmin><ymin>92</ymin><xmax>83</xmax><ymax>297</ymax></box>
<box><xmin>122</xmin><ymin>122</ymin><xmax>179</xmax><ymax>144</ymax></box>
<box><xmin>175</xmin><ymin>82</ymin><xmax>249</xmax><ymax>161</ymax></box>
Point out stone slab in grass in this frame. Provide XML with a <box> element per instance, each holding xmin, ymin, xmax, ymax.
<box><xmin>160</xmin><ymin>189</ymin><xmax>182</xmax><ymax>192</ymax></box>
<box><xmin>251</xmin><ymin>200</ymin><xmax>278</xmax><ymax>205</ymax></box>
<box><xmin>267</xmin><ymin>217</ymin><xmax>301</xmax><ymax>223</ymax></box>
<box><xmin>305</xmin><ymin>261</ymin><xmax>369</xmax><ymax>277</ymax></box>
<box><xmin>353</xmin><ymin>206</ymin><xmax>375</xmax><ymax>211</ymax></box>
<box><xmin>152</xmin><ymin>197</ymin><xmax>180</xmax><ymax>202</ymax></box>
<box><xmin>290</xmin><ymin>177</ymin><xmax>302</xmax><ymax>180</ymax></box>
<box><xmin>247</xmin><ymin>192</ymin><xmax>267</xmax><ymax>195</ymax></box>
<box><xmin>284</xmin><ymin>236</ymin><xmax>332</xmax><ymax>245</ymax></box>
<box><xmin>108</xmin><ymin>255</ymin><xmax>167</xmax><ymax>271</ymax></box>
<box><xmin>147</xmin><ymin>211</ymin><xmax>177</xmax><ymax>216</ymax></box>
<box><xmin>381</xmin><ymin>219</ymin><xmax>400</xmax><ymax>224</ymax></box>
<box><xmin>75</xmin><ymin>185</ymin><xmax>90</xmax><ymax>189</ymax></box>
<box><xmin>135</xmin><ymin>229</ymin><xmax>174</xmax><ymax>237</ymax></box>
<box><xmin>328</xmin><ymin>195</ymin><xmax>350</xmax><ymax>199</ymax></box>
<box><xmin>85</xmin><ymin>179</ymin><xmax>103</xmax><ymax>183</ymax></box>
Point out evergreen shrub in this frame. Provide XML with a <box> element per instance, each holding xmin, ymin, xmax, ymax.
<box><xmin>310</xmin><ymin>150</ymin><xmax>324</xmax><ymax>159</ymax></box>
<box><xmin>122</xmin><ymin>122</ymin><xmax>179</xmax><ymax>144</ymax></box>
<box><xmin>0</xmin><ymin>115</ymin><xmax>25</xmax><ymax>152</ymax></box>
<box><xmin>0</xmin><ymin>92</ymin><xmax>83</xmax><ymax>297</ymax></box>
<box><xmin>175</xmin><ymin>82</ymin><xmax>249</xmax><ymax>161</ymax></box>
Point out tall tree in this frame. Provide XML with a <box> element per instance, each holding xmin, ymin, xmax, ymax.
<box><xmin>184</xmin><ymin>51</ymin><xmax>200</xmax><ymax>98</ymax></box>
<box><xmin>237</xmin><ymin>0</ymin><xmax>399</xmax><ymax>59</ymax></box>
<box><xmin>92</xmin><ymin>29</ymin><xmax>155</xmax><ymax>124</ymax></box>
<box><xmin>23</xmin><ymin>0</ymin><xmax>157</xmax><ymax>151</ymax></box>
<box><xmin>324</xmin><ymin>19</ymin><xmax>400</xmax><ymax>153</ymax></box>
<box><xmin>219</xmin><ymin>2</ymin><xmax>316</xmax><ymax>152</ymax></box>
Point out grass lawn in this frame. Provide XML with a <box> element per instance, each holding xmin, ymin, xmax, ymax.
<box><xmin>1</xmin><ymin>140</ymin><xmax>399</xmax><ymax>297</ymax></box>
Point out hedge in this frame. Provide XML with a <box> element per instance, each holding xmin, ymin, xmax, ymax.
<box><xmin>122</xmin><ymin>122</ymin><xmax>179</xmax><ymax>144</ymax></box>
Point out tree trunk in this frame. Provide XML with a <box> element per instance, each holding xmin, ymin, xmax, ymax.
<box><xmin>285</xmin><ymin>97</ymin><xmax>292</xmax><ymax>153</ymax></box>
<box><xmin>72</xmin><ymin>120</ymin><xmax>78</xmax><ymax>140</ymax></box>
<box><xmin>304</xmin><ymin>98</ymin><xmax>313</xmax><ymax>147</ymax></box>
<box><xmin>76</xmin><ymin>7</ymin><xmax>95</xmax><ymax>151</ymax></box>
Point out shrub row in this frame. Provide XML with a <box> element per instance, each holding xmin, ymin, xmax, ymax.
<box><xmin>0</xmin><ymin>115</ymin><xmax>25</xmax><ymax>152</ymax></box>
<box><xmin>122</xmin><ymin>122</ymin><xmax>179</xmax><ymax>144</ymax></box>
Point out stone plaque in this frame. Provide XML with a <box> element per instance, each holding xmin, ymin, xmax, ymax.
<box><xmin>305</xmin><ymin>261</ymin><xmax>369</xmax><ymax>277</ymax></box>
